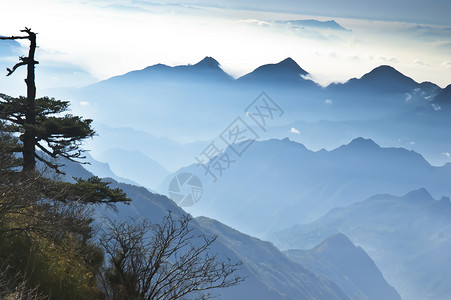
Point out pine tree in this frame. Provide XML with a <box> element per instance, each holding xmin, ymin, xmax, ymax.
<box><xmin>0</xmin><ymin>28</ymin><xmax>94</xmax><ymax>173</ymax></box>
<box><xmin>0</xmin><ymin>29</ymin><xmax>130</xmax><ymax>299</ymax></box>
<box><xmin>0</xmin><ymin>28</ymin><xmax>130</xmax><ymax>206</ymax></box>
<box><xmin>0</xmin><ymin>121</ymin><xmax>21</xmax><ymax>171</ymax></box>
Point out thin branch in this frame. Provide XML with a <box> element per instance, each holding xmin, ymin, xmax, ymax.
<box><xmin>35</xmin><ymin>153</ymin><xmax>64</xmax><ymax>174</ymax></box>
<box><xmin>6</xmin><ymin>61</ymin><xmax>27</xmax><ymax>77</ymax></box>
<box><xmin>99</xmin><ymin>214</ymin><xmax>244</xmax><ymax>299</ymax></box>
<box><xmin>0</xmin><ymin>36</ymin><xmax>29</xmax><ymax>40</ymax></box>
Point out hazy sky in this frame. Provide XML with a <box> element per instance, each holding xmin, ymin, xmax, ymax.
<box><xmin>0</xmin><ymin>0</ymin><xmax>450</xmax><ymax>94</ymax></box>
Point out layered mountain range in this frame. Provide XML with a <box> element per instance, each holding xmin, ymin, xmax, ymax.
<box><xmin>49</xmin><ymin>56</ymin><xmax>451</xmax><ymax>299</ymax></box>
<box><xmin>59</xmin><ymin>134</ymin><xmax>451</xmax><ymax>299</ymax></box>
<box><xmin>59</xmin><ymin>56</ymin><xmax>451</xmax><ymax>172</ymax></box>
<box><xmin>59</xmin><ymin>159</ymin><xmax>398</xmax><ymax>300</ymax></box>
<box><xmin>271</xmin><ymin>189</ymin><xmax>451</xmax><ymax>300</ymax></box>
<box><xmin>163</xmin><ymin>137</ymin><xmax>451</xmax><ymax>237</ymax></box>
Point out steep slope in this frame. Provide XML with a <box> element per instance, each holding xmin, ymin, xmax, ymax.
<box><xmin>285</xmin><ymin>233</ymin><xmax>400</xmax><ymax>300</ymax></box>
<box><xmin>59</xmin><ymin>160</ymin><xmax>352</xmax><ymax>299</ymax></box>
<box><xmin>163</xmin><ymin>137</ymin><xmax>451</xmax><ymax>237</ymax></box>
<box><xmin>196</xmin><ymin>217</ymin><xmax>351</xmax><ymax>300</ymax></box>
<box><xmin>271</xmin><ymin>189</ymin><xmax>451</xmax><ymax>300</ymax></box>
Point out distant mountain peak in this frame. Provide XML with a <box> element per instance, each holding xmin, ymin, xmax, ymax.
<box><xmin>369</xmin><ymin>65</ymin><xmax>399</xmax><ymax>74</ymax></box>
<box><xmin>193</xmin><ymin>56</ymin><xmax>220</xmax><ymax>68</ymax></box>
<box><xmin>152</xmin><ymin>63</ymin><xmax>168</xmax><ymax>68</ymax></box>
<box><xmin>330</xmin><ymin>64</ymin><xmax>419</xmax><ymax>93</ymax></box>
<box><xmin>238</xmin><ymin>57</ymin><xmax>309</xmax><ymax>83</ymax></box>
<box><xmin>314</xmin><ymin>233</ymin><xmax>354</xmax><ymax>252</ymax></box>
<box><xmin>250</xmin><ymin>57</ymin><xmax>308</xmax><ymax>75</ymax></box>
<box><xmin>359</xmin><ymin>65</ymin><xmax>406</xmax><ymax>78</ymax></box>
<box><xmin>292</xmin><ymin>232</ymin><xmax>402</xmax><ymax>300</ymax></box>
<box><xmin>347</xmin><ymin>137</ymin><xmax>380</xmax><ymax>149</ymax></box>
<box><xmin>433</xmin><ymin>84</ymin><xmax>451</xmax><ymax>105</ymax></box>
<box><xmin>259</xmin><ymin>138</ymin><xmax>309</xmax><ymax>152</ymax></box>
<box><xmin>402</xmin><ymin>188</ymin><xmax>434</xmax><ymax>202</ymax></box>
<box><xmin>361</xmin><ymin>65</ymin><xmax>417</xmax><ymax>85</ymax></box>
<box><xmin>279</xmin><ymin>57</ymin><xmax>300</xmax><ymax>66</ymax></box>
<box><xmin>281</xmin><ymin>19</ymin><xmax>350</xmax><ymax>31</ymax></box>
<box><xmin>273</xmin><ymin>57</ymin><xmax>308</xmax><ymax>75</ymax></box>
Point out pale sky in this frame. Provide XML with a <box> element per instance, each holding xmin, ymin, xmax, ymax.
<box><xmin>0</xmin><ymin>0</ymin><xmax>450</xmax><ymax>95</ymax></box>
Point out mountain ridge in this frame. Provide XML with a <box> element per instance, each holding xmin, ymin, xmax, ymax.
<box><xmin>280</xmin><ymin>19</ymin><xmax>350</xmax><ymax>31</ymax></box>
<box><xmin>286</xmin><ymin>233</ymin><xmax>401</xmax><ymax>300</ymax></box>
<box><xmin>271</xmin><ymin>188</ymin><xmax>451</xmax><ymax>300</ymax></box>
<box><xmin>433</xmin><ymin>84</ymin><xmax>451</xmax><ymax>105</ymax></box>
<box><xmin>83</xmin><ymin>56</ymin><xmax>444</xmax><ymax>91</ymax></box>
<box><xmin>195</xmin><ymin>216</ymin><xmax>352</xmax><ymax>300</ymax></box>
<box><xmin>162</xmin><ymin>137</ymin><xmax>451</xmax><ymax>237</ymax></box>
<box><xmin>327</xmin><ymin>65</ymin><xmax>421</xmax><ymax>93</ymax></box>
<box><xmin>58</xmin><ymin>157</ymin><xmax>354</xmax><ymax>300</ymax></box>
<box><xmin>90</xmin><ymin>56</ymin><xmax>233</xmax><ymax>87</ymax></box>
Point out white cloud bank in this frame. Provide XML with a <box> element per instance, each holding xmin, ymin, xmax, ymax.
<box><xmin>1</xmin><ymin>0</ymin><xmax>450</xmax><ymax>90</ymax></box>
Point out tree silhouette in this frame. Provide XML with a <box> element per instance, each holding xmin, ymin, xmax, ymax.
<box><xmin>99</xmin><ymin>213</ymin><xmax>244</xmax><ymax>299</ymax></box>
<box><xmin>0</xmin><ymin>27</ymin><xmax>94</xmax><ymax>173</ymax></box>
<box><xmin>0</xmin><ymin>28</ymin><xmax>130</xmax><ymax>204</ymax></box>
<box><xmin>0</xmin><ymin>29</ymin><xmax>132</xmax><ymax>299</ymax></box>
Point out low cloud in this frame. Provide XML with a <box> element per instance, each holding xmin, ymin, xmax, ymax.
<box><xmin>432</xmin><ymin>103</ymin><xmax>442</xmax><ymax>111</ymax></box>
<box><xmin>379</xmin><ymin>56</ymin><xmax>399</xmax><ymax>64</ymax></box>
<box><xmin>325</xmin><ymin>99</ymin><xmax>333</xmax><ymax>105</ymax></box>
<box><xmin>301</xmin><ymin>74</ymin><xmax>315</xmax><ymax>81</ymax></box>
<box><xmin>290</xmin><ymin>127</ymin><xmax>300</xmax><ymax>134</ymax></box>
<box><xmin>405</xmin><ymin>93</ymin><xmax>412</xmax><ymax>102</ymax></box>
<box><xmin>237</xmin><ymin>19</ymin><xmax>271</xmax><ymax>27</ymax></box>
<box><xmin>413</xmin><ymin>59</ymin><xmax>430</xmax><ymax>67</ymax></box>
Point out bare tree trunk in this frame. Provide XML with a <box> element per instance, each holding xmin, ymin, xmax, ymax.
<box><xmin>0</xmin><ymin>28</ymin><xmax>39</xmax><ymax>172</ymax></box>
<box><xmin>23</xmin><ymin>30</ymin><xmax>37</xmax><ymax>172</ymax></box>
